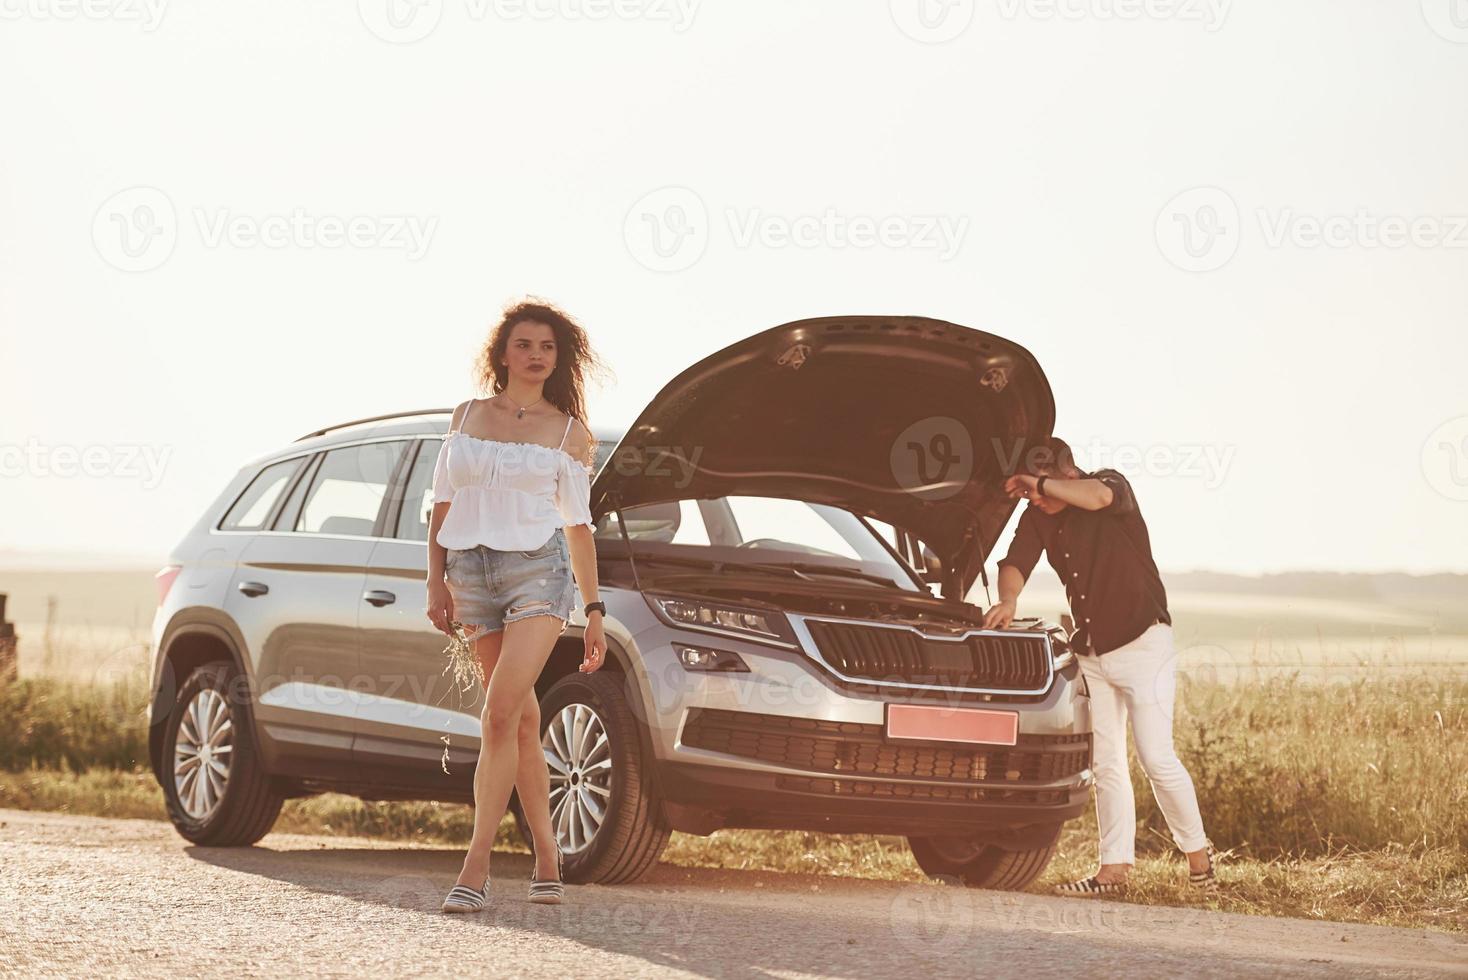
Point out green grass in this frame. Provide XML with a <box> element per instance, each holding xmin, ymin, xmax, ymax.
<box><xmin>2</xmin><ymin>672</ymin><xmax>1465</xmax><ymax>933</ymax></box>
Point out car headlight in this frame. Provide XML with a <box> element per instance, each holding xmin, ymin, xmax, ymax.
<box><xmin>646</xmin><ymin>594</ymin><xmax>795</xmax><ymax>648</ymax></box>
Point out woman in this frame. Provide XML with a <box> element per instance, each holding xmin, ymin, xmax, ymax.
<box><xmin>424</xmin><ymin>299</ymin><xmax>610</xmax><ymax>911</ymax></box>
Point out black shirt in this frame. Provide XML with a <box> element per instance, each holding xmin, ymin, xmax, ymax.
<box><xmin>995</xmin><ymin>468</ymin><xmax>1170</xmax><ymax>655</ymax></box>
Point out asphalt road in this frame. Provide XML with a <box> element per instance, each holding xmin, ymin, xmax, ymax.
<box><xmin>1</xmin><ymin>809</ymin><xmax>1463</xmax><ymax>978</ymax></box>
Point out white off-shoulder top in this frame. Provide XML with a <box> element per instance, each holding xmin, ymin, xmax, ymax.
<box><xmin>431</xmin><ymin>402</ymin><xmax>595</xmax><ymax>551</ymax></box>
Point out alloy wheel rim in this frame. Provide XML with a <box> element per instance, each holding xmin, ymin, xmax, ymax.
<box><xmin>543</xmin><ymin>702</ymin><xmax>612</xmax><ymax>855</ymax></box>
<box><xmin>173</xmin><ymin>688</ymin><xmax>233</xmax><ymax>820</ymax></box>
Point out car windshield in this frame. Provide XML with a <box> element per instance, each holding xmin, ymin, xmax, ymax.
<box><xmin>592</xmin><ymin>493</ymin><xmax>926</xmax><ymax>593</ymax></box>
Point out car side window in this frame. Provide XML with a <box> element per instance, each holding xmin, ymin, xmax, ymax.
<box><xmin>291</xmin><ymin>441</ymin><xmax>407</xmax><ymax>537</ymax></box>
<box><xmin>219</xmin><ymin>457</ymin><xmax>306</xmax><ymax>531</ymax></box>
<box><xmin>393</xmin><ymin>439</ymin><xmax>442</xmax><ymax>542</ymax></box>
<box><xmin>270</xmin><ymin>453</ymin><xmax>321</xmax><ymax>531</ymax></box>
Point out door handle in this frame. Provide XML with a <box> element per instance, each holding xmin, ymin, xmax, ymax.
<box><xmin>237</xmin><ymin>581</ymin><xmax>269</xmax><ymax>598</ymax></box>
<box><xmin>363</xmin><ymin>590</ymin><xmax>397</xmax><ymax>607</ymax></box>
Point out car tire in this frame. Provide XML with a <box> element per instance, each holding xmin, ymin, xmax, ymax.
<box><xmin>907</xmin><ymin>826</ymin><xmax>1062</xmax><ymax>891</ymax></box>
<box><xmin>512</xmin><ymin>671</ymin><xmax>670</xmax><ymax>884</ymax></box>
<box><xmin>161</xmin><ymin>661</ymin><xmax>283</xmax><ymax>846</ymax></box>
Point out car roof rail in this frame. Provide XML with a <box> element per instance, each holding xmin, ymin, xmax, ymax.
<box><xmin>294</xmin><ymin>408</ymin><xmax>453</xmax><ymax>443</ymax></box>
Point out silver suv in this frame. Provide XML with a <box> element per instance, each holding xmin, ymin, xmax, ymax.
<box><xmin>147</xmin><ymin>315</ymin><xmax>1093</xmax><ymax>890</ymax></box>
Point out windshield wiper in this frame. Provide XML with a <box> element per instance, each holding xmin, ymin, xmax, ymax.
<box><xmin>738</xmin><ymin>561</ymin><xmax>908</xmax><ymax>588</ymax></box>
<box><xmin>607</xmin><ymin>547</ymin><xmax>908</xmax><ymax>589</ymax></box>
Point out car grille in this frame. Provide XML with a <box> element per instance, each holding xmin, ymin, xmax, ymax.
<box><xmin>681</xmin><ymin>708</ymin><xmax>1090</xmax><ymax>784</ymax></box>
<box><xmin>799</xmin><ymin>618</ymin><xmax>1052</xmax><ymax>692</ymax></box>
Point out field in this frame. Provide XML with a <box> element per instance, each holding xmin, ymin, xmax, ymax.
<box><xmin>1</xmin><ymin>566</ymin><xmax>1465</xmax><ymax>934</ymax></box>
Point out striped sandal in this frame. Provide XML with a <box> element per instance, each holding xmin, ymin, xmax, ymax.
<box><xmin>1053</xmin><ymin>875</ymin><xmax>1129</xmax><ymax>897</ymax></box>
<box><xmin>441</xmin><ymin>875</ymin><xmax>489</xmax><ymax>913</ymax></box>
<box><xmin>528</xmin><ymin>841</ymin><xmax>565</xmax><ymax>905</ymax></box>
<box><xmin>1188</xmin><ymin>841</ymin><xmax>1219</xmax><ymax>892</ymax></box>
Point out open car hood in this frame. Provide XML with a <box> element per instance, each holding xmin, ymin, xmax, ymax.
<box><xmin>588</xmin><ymin>315</ymin><xmax>1055</xmax><ymax>598</ymax></box>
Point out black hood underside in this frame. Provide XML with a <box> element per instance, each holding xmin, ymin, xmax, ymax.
<box><xmin>588</xmin><ymin>315</ymin><xmax>1056</xmax><ymax>598</ymax></box>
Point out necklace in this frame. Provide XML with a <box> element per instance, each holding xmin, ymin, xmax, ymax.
<box><xmin>497</xmin><ymin>392</ymin><xmax>544</xmax><ymax>420</ymax></box>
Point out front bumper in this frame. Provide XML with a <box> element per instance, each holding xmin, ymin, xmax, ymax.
<box><xmin>625</xmin><ymin>618</ymin><xmax>1093</xmax><ymax>839</ymax></box>
<box><xmin>657</xmin><ymin>757</ymin><xmax>1091</xmax><ymax>838</ymax></box>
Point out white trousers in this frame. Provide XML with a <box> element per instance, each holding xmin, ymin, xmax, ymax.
<box><xmin>1077</xmin><ymin>622</ymin><xmax>1209</xmax><ymax>864</ymax></box>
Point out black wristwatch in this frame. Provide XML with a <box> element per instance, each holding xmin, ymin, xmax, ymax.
<box><xmin>584</xmin><ymin>601</ymin><xmax>606</xmax><ymax>618</ymax></box>
<box><xmin>1035</xmin><ymin>475</ymin><xmax>1049</xmax><ymax>497</ymax></box>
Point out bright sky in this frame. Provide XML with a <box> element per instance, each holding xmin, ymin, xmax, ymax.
<box><xmin>2</xmin><ymin>1</ymin><xmax>1466</xmax><ymax>574</ymax></box>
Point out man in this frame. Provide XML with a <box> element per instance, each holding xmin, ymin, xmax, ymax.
<box><xmin>983</xmin><ymin>437</ymin><xmax>1216</xmax><ymax>894</ymax></box>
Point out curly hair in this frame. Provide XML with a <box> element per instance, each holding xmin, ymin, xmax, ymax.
<box><xmin>472</xmin><ymin>298</ymin><xmax>610</xmax><ymax>466</ymax></box>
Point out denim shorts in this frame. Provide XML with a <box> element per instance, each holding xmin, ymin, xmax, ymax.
<box><xmin>445</xmin><ymin>529</ymin><xmax>576</xmax><ymax>640</ymax></box>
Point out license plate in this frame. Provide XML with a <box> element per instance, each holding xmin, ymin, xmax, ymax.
<box><xmin>885</xmin><ymin>704</ymin><xmax>1019</xmax><ymax>746</ymax></box>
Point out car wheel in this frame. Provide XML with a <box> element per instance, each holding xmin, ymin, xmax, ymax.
<box><xmin>161</xmin><ymin>662</ymin><xmax>283</xmax><ymax>846</ymax></box>
<box><xmin>512</xmin><ymin>671</ymin><xmax>670</xmax><ymax>884</ymax></box>
<box><xmin>907</xmin><ymin>826</ymin><xmax>1062</xmax><ymax>890</ymax></box>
